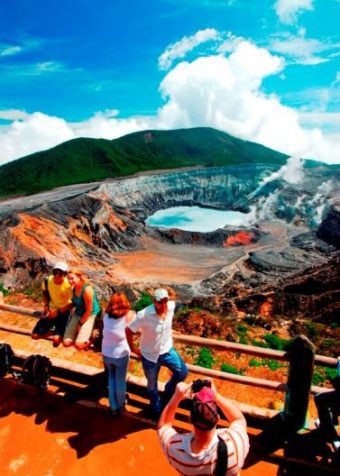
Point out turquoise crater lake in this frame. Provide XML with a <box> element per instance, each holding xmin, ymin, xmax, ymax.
<box><xmin>146</xmin><ymin>206</ymin><xmax>251</xmax><ymax>232</ymax></box>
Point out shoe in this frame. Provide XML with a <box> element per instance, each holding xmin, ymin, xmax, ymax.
<box><xmin>109</xmin><ymin>409</ymin><xmax>121</xmax><ymax>417</ymax></box>
<box><xmin>52</xmin><ymin>336</ymin><xmax>62</xmax><ymax>348</ymax></box>
<box><xmin>315</xmin><ymin>418</ymin><xmax>320</xmax><ymax>429</ymax></box>
<box><xmin>332</xmin><ymin>440</ymin><xmax>340</xmax><ymax>451</ymax></box>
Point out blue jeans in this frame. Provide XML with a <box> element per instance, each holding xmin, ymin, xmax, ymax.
<box><xmin>103</xmin><ymin>354</ymin><xmax>130</xmax><ymax>411</ymax></box>
<box><xmin>141</xmin><ymin>347</ymin><xmax>188</xmax><ymax>415</ymax></box>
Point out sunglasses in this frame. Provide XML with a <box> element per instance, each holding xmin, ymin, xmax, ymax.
<box><xmin>53</xmin><ymin>269</ymin><xmax>65</xmax><ymax>276</ymax></box>
<box><xmin>155</xmin><ymin>298</ymin><xmax>168</xmax><ymax>304</ymax></box>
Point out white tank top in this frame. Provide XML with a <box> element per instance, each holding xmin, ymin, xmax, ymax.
<box><xmin>102</xmin><ymin>312</ymin><xmax>131</xmax><ymax>358</ymax></box>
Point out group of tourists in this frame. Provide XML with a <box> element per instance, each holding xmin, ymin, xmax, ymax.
<box><xmin>30</xmin><ymin>261</ymin><xmax>251</xmax><ymax>475</ymax></box>
<box><xmin>32</xmin><ymin>262</ymin><xmax>100</xmax><ymax>350</ymax></box>
<box><xmin>30</xmin><ymin>261</ymin><xmax>339</xmax><ymax>475</ymax></box>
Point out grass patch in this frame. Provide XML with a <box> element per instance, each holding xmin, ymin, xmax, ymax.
<box><xmin>194</xmin><ymin>347</ymin><xmax>214</xmax><ymax>369</ymax></box>
<box><xmin>220</xmin><ymin>363</ymin><xmax>244</xmax><ymax>375</ymax></box>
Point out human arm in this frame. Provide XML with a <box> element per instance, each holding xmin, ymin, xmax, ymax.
<box><xmin>79</xmin><ymin>286</ymin><xmax>94</xmax><ymax>324</ymax></box>
<box><xmin>41</xmin><ymin>279</ymin><xmax>50</xmax><ymax>316</ymax></box>
<box><xmin>126</xmin><ymin>310</ymin><xmax>144</xmax><ymax>358</ymax></box>
<box><xmin>210</xmin><ymin>380</ymin><xmax>247</xmax><ymax>428</ymax></box>
<box><xmin>126</xmin><ymin>326</ymin><xmax>141</xmax><ymax>359</ymax></box>
<box><xmin>158</xmin><ymin>382</ymin><xmax>191</xmax><ymax>429</ymax></box>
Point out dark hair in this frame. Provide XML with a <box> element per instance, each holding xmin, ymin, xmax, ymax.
<box><xmin>105</xmin><ymin>292</ymin><xmax>131</xmax><ymax>319</ymax></box>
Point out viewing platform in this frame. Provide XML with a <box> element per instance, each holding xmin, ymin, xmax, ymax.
<box><xmin>0</xmin><ymin>296</ymin><xmax>339</xmax><ymax>475</ymax></box>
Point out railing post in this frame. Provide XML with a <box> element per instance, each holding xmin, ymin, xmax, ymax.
<box><xmin>283</xmin><ymin>334</ymin><xmax>315</xmax><ymax>430</ymax></box>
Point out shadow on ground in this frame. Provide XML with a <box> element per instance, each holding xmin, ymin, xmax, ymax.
<box><xmin>0</xmin><ymin>379</ymin><xmax>149</xmax><ymax>458</ymax></box>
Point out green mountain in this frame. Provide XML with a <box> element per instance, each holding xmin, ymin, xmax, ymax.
<box><xmin>0</xmin><ymin>127</ymin><xmax>288</xmax><ymax>197</ymax></box>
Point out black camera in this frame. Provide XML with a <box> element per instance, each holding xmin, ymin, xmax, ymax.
<box><xmin>191</xmin><ymin>379</ymin><xmax>211</xmax><ymax>393</ymax></box>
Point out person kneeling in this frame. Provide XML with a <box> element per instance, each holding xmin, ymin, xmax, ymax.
<box><xmin>32</xmin><ymin>262</ymin><xmax>72</xmax><ymax>347</ymax></box>
<box><xmin>63</xmin><ymin>269</ymin><xmax>100</xmax><ymax>350</ymax></box>
<box><xmin>158</xmin><ymin>379</ymin><xmax>249</xmax><ymax>476</ymax></box>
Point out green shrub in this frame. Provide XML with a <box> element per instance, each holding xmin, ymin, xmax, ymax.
<box><xmin>251</xmin><ymin>340</ymin><xmax>269</xmax><ymax>348</ymax></box>
<box><xmin>325</xmin><ymin>367</ymin><xmax>338</xmax><ymax>382</ymax></box>
<box><xmin>194</xmin><ymin>347</ymin><xmax>214</xmax><ymax>369</ymax></box>
<box><xmin>305</xmin><ymin>322</ymin><xmax>319</xmax><ymax>339</ymax></box>
<box><xmin>132</xmin><ymin>292</ymin><xmax>153</xmax><ymax>311</ymax></box>
<box><xmin>0</xmin><ymin>283</ymin><xmax>9</xmax><ymax>296</ymax></box>
<box><xmin>244</xmin><ymin>315</ymin><xmax>257</xmax><ymax>326</ymax></box>
<box><xmin>320</xmin><ymin>338</ymin><xmax>336</xmax><ymax>351</ymax></box>
<box><xmin>312</xmin><ymin>370</ymin><xmax>326</xmax><ymax>386</ymax></box>
<box><xmin>220</xmin><ymin>363</ymin><xmax>243</xmax><ymax>375</ymax></box>
<box><xmin>266</xmin><ymin>359</ymin><xmax>283</xmax><ymax>371</ymax></box>
<box><xmin>249</xmin><ymin>357</ymin><xmax>282</xmax><ymax>371</ymax></box>
<box><xmin>249</xmin><ymin>358</ymin><xmax>262</xmax><ymax>367</ymax></box>
<box><xmin>263</xmin><ymin>334</ymin><xmax>289</xmax><ymax>351</ymax></box>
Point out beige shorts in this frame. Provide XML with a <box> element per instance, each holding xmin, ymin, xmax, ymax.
<box><xmin>63</xmin><ymin>313</ymin><xmax>96</xmax><ymax>344</ymax></box>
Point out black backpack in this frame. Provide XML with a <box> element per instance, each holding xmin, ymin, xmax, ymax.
<box><xmin>20</xmin><ymin>354</ymin><xmax>52</xmax><ymax>390</ymax></box>
<box><xmin>0</xmin><ymin>343</ymin><xmax>14</xmax><ymax>378</ymax></box>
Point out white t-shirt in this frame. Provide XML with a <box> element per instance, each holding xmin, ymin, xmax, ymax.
<box><xmin>128</xmin><ymin>301</ymin><xmax>176</xmax><ymax>363</ymax></box>
<box><xmin>102</xmin><ymin>313</ymin><xmax>131</xmax><ymax>359</ymax></box>
<box><xmin>158</xmin><ymin>422</ymin><xmax>249</xmax><ymax>476</ymax></box>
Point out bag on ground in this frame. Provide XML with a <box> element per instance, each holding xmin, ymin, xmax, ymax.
<box><xmin>0</xmin><ymin>343</ymin><xmax>14</xmax><ymax>378</ymax></box>
<box><xmin>20</xmin><ymin>354</ymin><xmax>52</xmax><ymax>390</ymax></box>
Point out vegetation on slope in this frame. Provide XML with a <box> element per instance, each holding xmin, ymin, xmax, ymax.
<box><xmin>0</xmin><ymin>127</ymin><xmax>288</xmax><ymax>197</ymax></box>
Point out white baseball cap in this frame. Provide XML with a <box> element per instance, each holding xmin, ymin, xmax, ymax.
<box><xmin>53</xmin><ymin>262</ymin><xmax>68</xmax><ymax>273</ymax></box>
<box><xmin>154</xmin><ymin>288</ymin><xmax>169</xmax><ymax>302</ymax></box>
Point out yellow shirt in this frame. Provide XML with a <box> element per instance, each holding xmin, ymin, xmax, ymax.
<box><xmin>42</xmin><ymin>275</ymin><xmax>72</xmax><ymax>311</ymax></box>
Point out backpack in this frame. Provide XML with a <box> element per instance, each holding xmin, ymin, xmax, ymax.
<box><xmin>0</xmin><ymin>343</ymin><xmax>14</xmax><ymax>378</ymax></box>
<box><xmin>20</xmin><ymin>354</ymin><xmax>52</xmax><ymax>390</ymax></box>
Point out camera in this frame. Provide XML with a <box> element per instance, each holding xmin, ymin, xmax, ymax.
<box><xmin>191</xmin><ymin>379</ymin><xmax>211</xmax><ymax>393</ymax></box>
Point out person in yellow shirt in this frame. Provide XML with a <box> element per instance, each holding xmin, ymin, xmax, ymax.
<box><xmin>32</xmin><ymin>262</ymin><xmax>72</xmax><ymax>347</ymax></box>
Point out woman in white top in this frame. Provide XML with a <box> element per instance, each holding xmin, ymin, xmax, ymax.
<box><xmin>102</xmin><ymin>292</ymin><xmax>135</xmax><ymax>415</ymax></box>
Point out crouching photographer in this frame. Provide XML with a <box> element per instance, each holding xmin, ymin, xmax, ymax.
<box><xmin>158</xmin><ymin>378</ymin><xmax>249</xmax><ymax>476</ymax></box>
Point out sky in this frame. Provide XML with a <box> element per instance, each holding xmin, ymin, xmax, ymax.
<box><xmin>0</xmin><ymin>0</ymin><xmax>339</xmax><ymax>166</ymax></box>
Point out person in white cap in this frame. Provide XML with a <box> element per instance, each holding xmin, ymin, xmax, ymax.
<box><xmin>127</xmin><ymin>288</ymin><xmax>188</xmax><ymax>419</ymax></box>
<box><xmin>31</xmin><ymin>262</ymin><xmax>72</xmax><ymax>347</ymax></box>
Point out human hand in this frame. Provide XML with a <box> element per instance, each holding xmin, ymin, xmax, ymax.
<box><xmin>206</xmin><ymin>378</ymin><xmax>219</xmax><ymax>399</ymax></box>
<box><xmin>174</xmin><ymin>382</ymin><xmax>192</xmax><ymax>401</ymax></box>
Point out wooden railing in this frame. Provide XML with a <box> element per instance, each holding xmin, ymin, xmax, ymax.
<box><xmin>0</xmin><ymin>296</ymin><xmax>338</xmax><ymax>399</ymax></box>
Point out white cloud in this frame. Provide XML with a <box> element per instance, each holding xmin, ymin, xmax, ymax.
<box><xmin>0</xmin><ymin>45</ymin><xmax>22</xmax><ymax>57</ymax></box>
<box><xmin>0</xmin><ymin>109</ymin><xmax>29</xmax><ymax>120</ymax></box>
<box><xmin>274</xmin><ymin>0</ymin><xmax>314</xmax><ymax>24</ymax></box>
<box><xmin>158</xmin><ymin>28</ymin><xmax>219</xmax><ymax>70</ymax></box>
<box><xmin>0</xmin><ymin>111</ymin><xmax>151</xmax><ymax>166</ymax></box>
<box><xmin>0</xmin><ymin>36</ymin><xmax>339</xmax><ymax>166</ymax></box>
<box><xmin>157</xmin><ymin>40</ymin><xmax>340</xmax><ymax>164</ymax></box>
<box><xmin>268</xmin><ymin>29</ymin><xmax>340</xmax><ymax>65</ymax></box>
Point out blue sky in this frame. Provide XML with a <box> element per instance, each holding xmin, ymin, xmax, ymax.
<box><xmin>0</xmin><ymin>0</ymin><xmax>339</xmax><ymax>165</ymax></box>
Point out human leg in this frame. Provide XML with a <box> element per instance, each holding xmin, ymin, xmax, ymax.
<box><xmin>141</xmin><ymin>355</ymin><xmax>161</xmax><ymax>415</ymax></box>
<box><xmin>75</xmin><ymin>314</ymin><xmax>96</xmax><ymax>350</ymax></box>
<box><xmin>63</xmin><ymin>314</ymin><xmax>79</xmax><ymax>347</ymax></box>
<box><xmin>159</xmin><ymin>348</ymin><xmax>188</xmax><ymax>404</ymax></box>
<box><xmin>103</xmin><ymin>356</ymin><xmax>118</xmax><ymax>411</ymax></box>
<box><xmin>315</xmin><ymin>390</ymin><xmax>339</xmax><ymax>442</ymax></box>
<box><xmin>31</xmin><ymin>317</ymin><xmax>55</xmax><ymax>339</ymax></box>
<box><xmin>113</xmin><ymin>354</ymin><xmax>130</xmax><ymax>410</ymax></box>
<box><xmin>53</xmin><ymin>309</ymin><xmax>70</xmax><ymax>345</ymax></box>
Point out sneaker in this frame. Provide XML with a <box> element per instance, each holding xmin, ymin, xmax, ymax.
<box><xmin>332</xmin><ymin>440</ymin><xmax>340</xmax><ymax>451</ymax></box>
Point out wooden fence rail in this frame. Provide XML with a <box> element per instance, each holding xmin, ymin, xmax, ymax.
<box><xmin>0</xmin><ymin>295</ymin><xmax>337</xmax><ymax>398</ymax></box>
